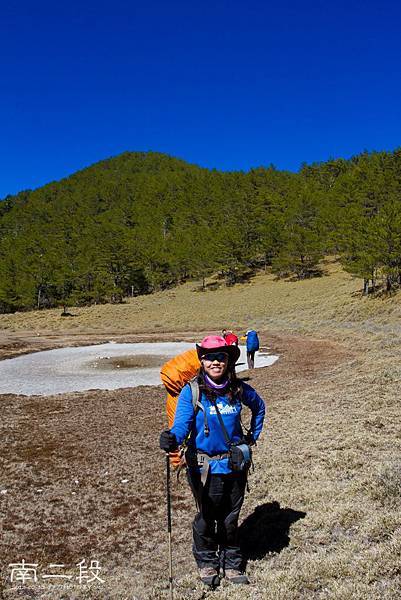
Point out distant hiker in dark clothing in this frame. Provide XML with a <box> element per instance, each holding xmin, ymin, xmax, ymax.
<box><xmin>245</xmin><ymin>330</ymin><xmax>260</xmax><ymax>369</ymax></box>
<box><xmin>160</xmin><ymin>335</ymin><xmax>265</xmax><ymax>587</ymax></box>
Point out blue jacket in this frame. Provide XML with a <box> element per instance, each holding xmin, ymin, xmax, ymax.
<box><xmin>170</xmin><ymin>382</ymin><xmax>265</xmax><ymax>474</ymax></box>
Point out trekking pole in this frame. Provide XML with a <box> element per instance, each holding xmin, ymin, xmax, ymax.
<box><xmin>165</xmin><ymin>453</ymin><xmax>174</xmax><ymax>600</ymax></box>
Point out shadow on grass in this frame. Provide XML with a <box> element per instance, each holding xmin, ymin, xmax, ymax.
<box><xmin>239</xmin><ymin>501</ymin><xmax>306</xmax><ymax>564</ymax></box>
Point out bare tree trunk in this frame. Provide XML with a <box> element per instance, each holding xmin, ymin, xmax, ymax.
<box><xmin>363</xmin><ymin>279</ymin><xmax>369</xmax><ymax>296</ymax></box>
<box><xmin>371</xmin><ymin>269</ymin><xmax>376</xmax><ymax>291</ymax></box>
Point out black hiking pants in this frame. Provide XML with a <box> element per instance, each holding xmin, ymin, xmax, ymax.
<box><xmin>187</xmin><ymin>470</ymin><xmax>247</xmax><ymax>571</ymax></box>
<box><xmin>247</xmin><ymin>350</ymin><xmax>255</xmax><ymax>369</ymax></box>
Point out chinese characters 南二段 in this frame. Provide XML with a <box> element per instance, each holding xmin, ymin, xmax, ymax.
<box><xmin>8</xmin><ymin>558</ymin><xmax>105</xmax><ymax>585</ymax></box>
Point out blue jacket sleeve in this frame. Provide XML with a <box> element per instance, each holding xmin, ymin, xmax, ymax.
<box><xmin>170</xmin><ymin>384</ymin><xmax>195</xmax><ymax>445</ymax></box>
<box><xmin>241</xmin><ymin>383</ymin><xmax>265</xmax><ymax>440</ymax></box>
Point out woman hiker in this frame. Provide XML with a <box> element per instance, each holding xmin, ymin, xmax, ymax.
<box><xmin>159</xmin><ymin>335</ymin><xmax>265</xmax><ymax>587</ymax></box>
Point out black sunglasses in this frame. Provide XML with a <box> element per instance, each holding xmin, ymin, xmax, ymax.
<box><xmin>202</xmin><ymin>352</ymin><xmax>229</xmax><ymax>362</ymax></box>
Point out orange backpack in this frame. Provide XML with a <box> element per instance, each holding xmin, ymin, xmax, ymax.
<box><xmin>160</xmin><ymin>348</ymin><xmax>201</xmax><ymax>467</ymax></box>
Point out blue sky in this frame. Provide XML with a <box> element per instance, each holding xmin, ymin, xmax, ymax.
<box><xmin>1</xmin><ymin>0</ymin><xmax>401</xmax><ymax>198</ymax></box>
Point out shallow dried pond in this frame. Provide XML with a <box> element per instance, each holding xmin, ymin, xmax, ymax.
<box><xmin>0</xmin><ymin>342</ymin><xmax>278</xmax><ymax>396</ymax></box>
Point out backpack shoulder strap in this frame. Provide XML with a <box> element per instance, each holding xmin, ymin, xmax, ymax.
<box><xmin>189</xmin><ymin>377</ymin><xmax>209</xmax><ymax>437</ymax></box>
<box><xmin>210</xmin><ymin>396</ymin><xmax>232</xmax><ymax>446</ymax></box>
<box><xmin>189</xmin><ymin>377</ymin><xmax>200</xmax><ymax>410</ymax></box>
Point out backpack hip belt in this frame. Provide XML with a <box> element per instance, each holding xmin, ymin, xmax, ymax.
<box><xmin>197</xmin><ymin>451</ymin><xmax>230</xmax><ymax>485</ymax></box>
<box><xmin>185</xmin><ymin>449</ymin><xmax>230</xmax><ymax>485</ymax></box>
<box><xmin>197</xmin><ymin>451</ymin><xmax>230</xmax><ymax>462</ymax></box>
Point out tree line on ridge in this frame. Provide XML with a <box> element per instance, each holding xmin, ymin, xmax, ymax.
<box><xmin>0</xmin><ymin>150</ymin><xmax>401</xmax><ymax>313</ymax></box>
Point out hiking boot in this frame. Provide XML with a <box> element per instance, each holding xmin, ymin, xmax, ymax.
<box><xmin>224</xmin><ymin>569</ymin><xmax>250</xmax><ymax>584</ymax></box>
<box><xmin>199</xmin><ymin>566</ymin><xmax>220</xmax><ymax>587</ymax></box>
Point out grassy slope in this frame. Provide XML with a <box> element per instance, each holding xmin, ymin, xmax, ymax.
<box><xmin>1</xmin><ymin>259</ymin><xmax>400</xmax><ymax>341</ymax></box>
<box><xmin>1</xmin><ymin>260</ymin><xmax>401</xmax><ymax>599</ymax></box>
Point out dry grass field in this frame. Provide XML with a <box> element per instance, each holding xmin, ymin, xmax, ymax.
<box><xmin>1</xmin><ymin>259</ymin><xmax>401</xmax><ymax>599</ymax></box>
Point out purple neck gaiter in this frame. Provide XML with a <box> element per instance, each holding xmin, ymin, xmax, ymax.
<box><xmin>205</xmin><ymin>373</ymin><xmax>229</xmax><ymax>390</ymax></box>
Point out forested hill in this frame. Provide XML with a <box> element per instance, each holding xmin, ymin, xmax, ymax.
<box><xmin>1</xmin><ymin>149</ymin><xmax>401</xmax><ymax>313</ymax></box>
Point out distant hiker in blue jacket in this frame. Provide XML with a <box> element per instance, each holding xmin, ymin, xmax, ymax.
<box><xmin>245</xmin><ymin>329</ymin><xmax>260</xmax><ymax>369</ymax></box>
<box><xmin>160</xmin><ymin>335</ymin><xmax>265</xmax><ymax>587</ymax></box>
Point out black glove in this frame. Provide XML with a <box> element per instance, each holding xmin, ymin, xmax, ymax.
<box><xmin>159</xmin><ymin>430</ymin><xmax>178</xmax><ymax>452</ymax></box>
